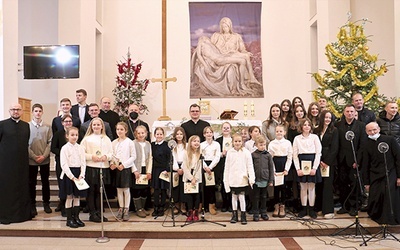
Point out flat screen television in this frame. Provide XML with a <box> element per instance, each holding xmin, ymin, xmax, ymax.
<box><xmin>23</xmin><ymin>45</ymin><xmax>80</xmax><ymax>79</ymax></box>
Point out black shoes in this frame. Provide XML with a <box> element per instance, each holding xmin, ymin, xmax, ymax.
<box><xmin>31</xmin><ymin>206</ymin><xmax>38</xmax><ymax>218</ymax></box>
<box><xmin>336</xmin><ymin>207</ymin><xmax>347</xmax><ymax>214</ymax></box>
<box><xmin>230</xmin><ymin>210</ymin><xmax>238</xmax><ymax>223</ymax></box>
<box><xmin>261</xmin><ymin>213</ymin><xmax>269</xmax><ymax>221</ymax></box>
<box><xmin>43</xmin><ymin>203</ymin><xmax>52</xmax><ymax>214</ymax></box>
<box><xmin>298</xmin><ymin>206</ymin><xmax>307</xmax><ymax>218</ymax></box>
<box><xmin>349</xmin><ymin>208</ymin><xmax>357</xmax><ymax>216</ymax></box>
<box><xmin>241</xmin><ymin>212</ymin><xmax>247</xmax><ymax>225</ymax></box>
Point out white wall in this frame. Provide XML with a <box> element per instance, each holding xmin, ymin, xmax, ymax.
<box><xmin>1</xmin><ymin>0</ymin><xmax>398</xmax><ymax>123</ymax></box>
<box><xmin>103</xmin><ymin>0</ymin><xmax>311</xmax><ymax>124</ymax></box>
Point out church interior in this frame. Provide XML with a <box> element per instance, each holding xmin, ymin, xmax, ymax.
<box><xmin>1</xmin><ymin>0</ymin><xmax>400</xmax><ymax>249</ymax></box>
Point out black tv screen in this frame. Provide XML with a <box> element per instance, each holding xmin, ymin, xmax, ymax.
<box><xmin>23</xmin><ymin>45</ymin><xmax>80</xmax><ymax>79</ymax></box>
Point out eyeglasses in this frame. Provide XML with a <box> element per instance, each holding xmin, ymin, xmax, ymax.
<box><xmin>10</xmin><ymin>109</ymin><xmax>22</xmax><ymax>112</ymax></box>
<box><xmin>63</xmin><ymin>120</ymin><xmax>73</xmax><ymax>123</ymax></box>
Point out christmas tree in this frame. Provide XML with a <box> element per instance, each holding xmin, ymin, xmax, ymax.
<box><xmin>312</xmin><ymin>20</ymin><xmax>389</xmax><ymax>118</ymax></box>
<box><xmin>112</xmin><ymin>49</ymin><xmax>150</xmax><ymax>117</ymax></box>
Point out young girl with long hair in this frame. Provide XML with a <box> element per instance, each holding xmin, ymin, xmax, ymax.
<box><xmin>313</xmin><ymin>110</ymin><xmax>339</xmax><ymax>219</ymax></box>
<box><xmin>200</xmin><ymin>126</ymin><xmax>221</xmax><ymax>215</ymax></box>
<box><xmin>293</xmin><ymin>118</ymin><xmax>322</xmax><ymax>219</ymax></box>
<box><xmin>111</xmin><ymin>122</ymin><xmax>136</xmax><ymax>221</ymax></box>
<box><xmin>183</xmin><ymin>135</ymin><xmax>202</xmax><ymax>222</ymax></box>
<box><xmin>80</xmin><ymin>117</ymin><xmax>113</xmax><ymax>223</ymax></box>
<box><xmin>171</xmin><ymin>127</ymin><xmax>187</xmax><ymax>214</ymax></box>
<box><xmin>131</xmin><ymin>125</ymin><xmax>152</xmax><ymax>218</ymax></box>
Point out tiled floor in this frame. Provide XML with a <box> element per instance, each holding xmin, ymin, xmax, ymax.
<box><xmin>1</xmin><ymin>206</ymin><xmax>400</xmax><ymax>249</ymax></box>
<box><xmin>0</xmin><ymin>235</ymin><xmax>400</xmax><ymax>249</ymax></box>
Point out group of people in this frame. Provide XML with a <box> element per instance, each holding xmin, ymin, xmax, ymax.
<box><xmin>1</xmin><ymin>90</ymin><xmax>399</xmax><ymax>228</ymax></box>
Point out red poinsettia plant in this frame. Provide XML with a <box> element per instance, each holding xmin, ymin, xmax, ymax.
<box><xmin>113</xmin><ymin>49</ymin><xmax>150</xmax><ymax>117</ymax></box>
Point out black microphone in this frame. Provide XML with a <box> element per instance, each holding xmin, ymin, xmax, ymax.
<box><xmin>168</xmin><ymin>140</ymin><xmax>177</xmax><ymax>149</ymax></box>
<box><xmin>378</xmin><ymin>142</ymin><xmax>389</xmax><ymax>153</ymax></box>
<box><xmin>345</xmin><ymin>130</ymin><xmax>355</xmax><ymax>141</ymax></box>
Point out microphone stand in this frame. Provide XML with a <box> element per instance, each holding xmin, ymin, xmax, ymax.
<box><xmin>362</xmin><ymin>142</ymin><xmax>400</xmax><ymax>245</ymax></box>
<box><xmin>332</xmin><ymin>133</ymin><xmax>369</xmax><ymax>245</ymax></box>
<box><xmin>96</xmin><ymin>162</ymin><xmax>110</xmax><ymax>243</ymax></box>
<box><xmin>182</xmin><ymin>154</ymin><xmax>226</xmax><ymax>228</ymax></box>
<box><xmin>161</xmin><ymin>145</ymin><xmax>182</xmax><ymax>227</ymax></box>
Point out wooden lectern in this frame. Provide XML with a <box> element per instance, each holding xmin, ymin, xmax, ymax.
<box><xmin>220</xmin><ymin>110</ymin><xmax>238</xmax><ymax>120</ymax></box>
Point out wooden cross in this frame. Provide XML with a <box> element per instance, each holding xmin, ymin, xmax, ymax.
<box><xmin>151</xmin><ymin>68</ymin><xmax>177</xmax><ymax>121</ymax></box>
<box><xmin>150</xmin><ymin>0</ymin><xmax>177</xmax><ymax>121</ymax></box>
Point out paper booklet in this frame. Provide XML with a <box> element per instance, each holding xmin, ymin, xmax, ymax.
<box><xmin>274</xmin><ymin>172</ymin><xmax>284</xmax><ymax>186</ymax></box>
<box><xmin>204</xmin><ymin>172</ymin><xmax>215</xmax><ymax>186</ymax></box>
<box><xmin>136</xmin><ymin>174</ymin><xmax>149</xmax><ymax>185</ymax></box>
<box><xmin>184</xmin><ymin>182</ymin><xmax>199</xmax><ymax>194</ymax></box>
<box><xmin>301</xmin><ymin>160</ymin><xmax>312</xmax><ymax>175</ymax></box>
<box><xmin>74</xmin><ymin>178</ymin><xmax>90</xmax><ymax>190</ymax></box>
<box><xmin>159</xmin><ymin>172</ymin><xmax>179</xmax><ymax>187</ymax></box>
<box><xmin>321</xmin><ymin>166</ymin><xmax>330</xmax><ymax>177</ymax></box>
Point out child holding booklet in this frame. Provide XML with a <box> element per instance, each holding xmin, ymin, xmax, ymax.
<box><xmin>224</xmin><ymin>133</ymin><xmax>255</xmax><ymax>225</ymax></box>
<box><xmin>268</xmin><ymin>124</ymin><xmax>293</xmax><ymax>218</ymax></box>
<box><xmin>60</xmin><ymin>127</ymin><xmax>87</xmax><ymax>228</ymax></box>
<box><xmin>251</xmin><ymin>135</ymin><xmax>275</xmax><ymax>221</ymax></box>
<box><xmin>111</xmin><ymin>122</ymin><xmax>136</xmax><ymax>221</ymax></box>
<box><xmin>182</xmin><ymin>135</ymin><xmax>202</xmax><ymax>222</ymax></box>
<box><xmin>292</xmin><ymin>118</ymin><xmax>322</xmax><ymax>219</ymax></box>
<box><xmin>171</xmin><ymin>127</ymin><xmax>187</xmax><ymax>214</ymax></box>
<box><xmin>151</xmin><ymin>127</ymin><xmax>171</xmax><ymax>217</ymax></box>
<box><xmin>132</xmin><ymin>125</ymin><xmax>152</xmax><ymax>218</ymax></box>
<box><xmin>200</xmin><ymin>126</ymin><xmax>221</xmax><ymax>215</ymax></box>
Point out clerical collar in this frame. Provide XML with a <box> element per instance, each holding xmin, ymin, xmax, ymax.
<box><xmin>102</xmin><ymin>109</ymin><xmax>109</xmax><ymax>113</ymax></box>
<box><xmin>11</xmin><ymin>117</ymin><xmax>20</xmax><ymax>123</ymax></box>
<box><xmin>32</xmin><ymin>119</ymin><xmax>43</xmax><ymax>127</ymax></box>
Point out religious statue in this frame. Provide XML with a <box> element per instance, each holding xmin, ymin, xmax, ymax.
<box><xmin>191</xmin><ymin>17</ymin><xmax>263</xmax><ymax>98</ymax></box>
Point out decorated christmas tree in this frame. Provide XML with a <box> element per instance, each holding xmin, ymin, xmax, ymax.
<box><xmin>312</xmin><ymin>20</ymin><xmax>389</xmax><ymax>118</ymax></box>
<box><xmin>112</xmin><ymin>49</ymin><xmax>150</xmax><ymax>117</ymax></box>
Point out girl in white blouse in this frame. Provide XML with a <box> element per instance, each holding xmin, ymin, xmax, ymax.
<box><xmin>80</xmin><ymin>117</ymin><xmax>113</xmax><ymax>223</ymax></box>
<box><xmin>200</xmin><ymin>126</ymin><xmax>221</xmax><ymax>215</ymax></box>
<box><xmin>60</xmin><ymin>127</ymin><xmax>86</xmax><ymax>228</ymax></box>
<box><xmin>172</xmin><ymin>127</ymin><xmax>187</xmax><ymax>214</ymax></box>
<box><xmin>183</xmin><ymin>135</ymin><xmax>202</xmax><ymax>222</ymax></box>
<box><xmin>268</xmin><ymin>124</ymin><xmax>293</xmax><ymax>218</ymax></box>
<box><xmin>111</xmin><ymin>122</ymin><xmax>136</xmax><ymax>221</ymax></box>
<box><xmin>292</xmin><ymin>118</ymin><xmax>322</xmax><ymax>219</ymax></box>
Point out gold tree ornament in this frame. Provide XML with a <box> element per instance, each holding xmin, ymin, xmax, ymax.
<box><xmin>311</xmin><ymin>20</ymin><xmax>390</xmax><ymax>117</ymax></box>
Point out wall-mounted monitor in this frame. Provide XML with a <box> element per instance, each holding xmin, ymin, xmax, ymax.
<box><xmin>23</xmin><ymin>45</ymin><xmax>80</xmax><ymax>79</ymax></box>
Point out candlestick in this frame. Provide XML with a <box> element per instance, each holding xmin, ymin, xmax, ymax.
<box><xmin>251</xmin><ymin>101</ymin><xmax>255</xmax><ymax>117</ymax></box>
<box><xmin>244</xmin><ymin>101</ymin><xmax>248</xmax><ymax>118</ymax></box>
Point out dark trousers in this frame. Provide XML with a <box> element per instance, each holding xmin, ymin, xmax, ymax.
<box><xmin>273</xmin><ymin>184</ymin><xmax>286</xmax><ymax>204</ymax></box>
<box><xmin>252</xmin><ymin>184</ymin><xmax>267</xmax><ymax>214</ymax></box>
<box><xmin>338</xmin><ymin>161</ymin><xmax>360</xmax><ymax>210</ymax></box>
<box><xmin>153</xmin><ymin>188</ymin><xmax>167</xmax><ymax>207</ymax></box>
<box><xmin>29</xmin><ymin>164</ymin><xmax>50</xmax><ymax>205</ymax></box>
<box><xmin>87</xmin><ymin>183</ymin><xmax>101</xmax><ymax>213</ymax></box>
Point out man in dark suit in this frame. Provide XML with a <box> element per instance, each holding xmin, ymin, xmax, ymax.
<box><xmin>352</xmin><ymin>93</ymin><xmax>376</xmax><ymax>124</ymax></box>
<box><xmin>80</xmin><ymin>103</ymin><xmax>113</xmax><ymax>140</ymax></box>
<box><xmin>52</xmin><ymin>98</ymin><xmax>81</xmax><ymax>134</ymax></box>
<box><xmin>71</xmin><ymin>89</ymin><xmax>90</xmax><ymax>124</ymax></box>
<box><xmin>335</xmin><ymin>104</ymin><xmax>367</xmax><ymax>216</ymax></box>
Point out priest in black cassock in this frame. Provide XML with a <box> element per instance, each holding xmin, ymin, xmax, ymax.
<box><xmin>362</xmin><ymin>122</ymin><xmax>400</xmax><ymax>225</ymax></box>
<box><xmin>0</xmin><ymin>103</ymin><xmax>32</xmax><ymax>224</ymax></box>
